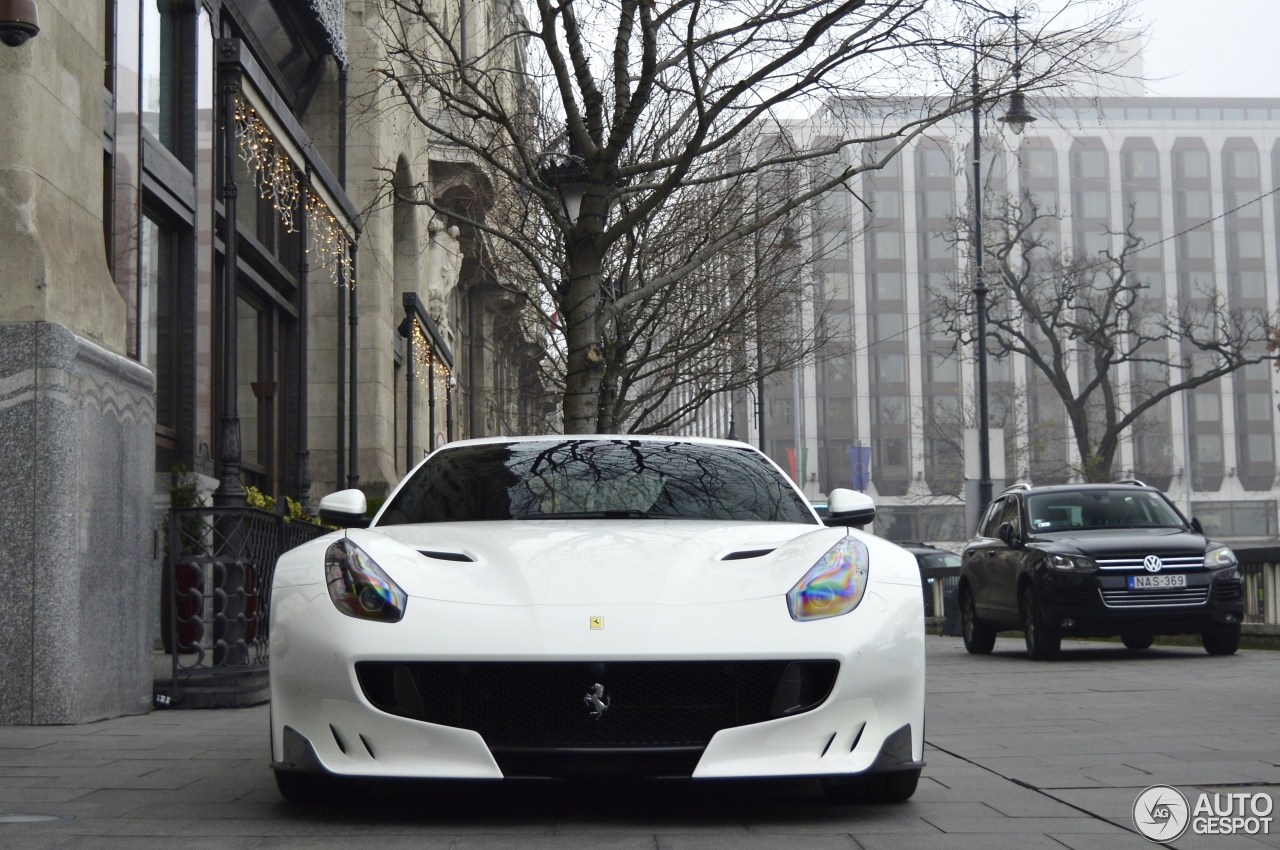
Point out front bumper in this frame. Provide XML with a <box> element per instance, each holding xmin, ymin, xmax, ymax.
<box><xmin>268</xmin><ymin>584</ymin><xmax>925</xmax><ymax>781</ymax></box>
<box><xmin>1037</xmin><ymin>569</ymin><xmax>1243</xmax><ymax>635</ymax></box>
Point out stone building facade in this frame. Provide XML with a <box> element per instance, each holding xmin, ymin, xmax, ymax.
<box><xmin>0</xmin><ymin>0</ymin><xmax>545</xmax><ymax>724</ymax></box>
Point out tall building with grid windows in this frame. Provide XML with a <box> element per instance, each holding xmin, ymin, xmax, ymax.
<box><xmin>736</xmin><ymin>96</ymin><xmax>1280</xmax><ymax>546</ymax></box>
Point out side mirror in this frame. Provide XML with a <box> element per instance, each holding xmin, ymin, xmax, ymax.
<box><xmin>318</xmin><ymin>489</ymin><xmax>369</xmax><ymax>528</ymax></box>
<box><xmin>825</xmin><ymin>488</ymin><xmax>876</xmax><ymax>528</ymax></box>
<box><xmin>998</xmin><ymin>521</ymin><xmax>1021</xmax><ymax>548</ymax></box>
<box><xmin>1190</xmin><ymin>516</ymin><xmax>1204</xmax><ymax>535</ymax></box>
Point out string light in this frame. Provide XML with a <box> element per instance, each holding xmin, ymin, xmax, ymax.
<box><xmin>304</xmin><ymin>189</ymin><xmax>355</xmax><ymax>289</ymax></box>
<box><xmin>411</xmin><ymin>320</ymin><xmax>452</xmax><ymax>398</ymax></box>
<box><xmin>233</xmin><ymin>92</ymin><xmax>354</xmax><ymax>288</ymax></box>
<box><xmin>234</xmin><ymin>95</ymin><xmax>301</xmax><ymax>231</ymax></box>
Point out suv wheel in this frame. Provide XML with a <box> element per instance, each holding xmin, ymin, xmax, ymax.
<box><xmin>1021</xmin><ymin>584</ymin><xmax>1061</xmax><ymax>660</ymax></box>
<box><xmin>960</xmin><ymin>587</ymin><xmax>996</xmax><ymax>654</ymax></box>
<box><xmin>1121</xmin><ymin>633</ymin><xmax>1153</xmax><ymax>650</ymax></box>
<box><xmin>1202</xmin><ymin>625</ymin><xmax>1240</xmax><ymax>656</ymax></box>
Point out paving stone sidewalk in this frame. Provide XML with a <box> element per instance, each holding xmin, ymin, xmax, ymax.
<box><xmin>1</xmin><ymin>636</ymin><xmax>1277</xmax><ymax>849</ymax></box>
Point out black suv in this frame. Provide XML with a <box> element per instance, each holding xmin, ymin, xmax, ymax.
<box><xmin>959</xmin><ymin>482</ymin><xmax>1244</xmax><ymax>659</ymax></box>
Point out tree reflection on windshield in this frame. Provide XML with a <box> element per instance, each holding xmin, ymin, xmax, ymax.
<box><xmin>377</xmin><ymin>439</ymin><xmax>816</xmax><ymax>525</ymax></box>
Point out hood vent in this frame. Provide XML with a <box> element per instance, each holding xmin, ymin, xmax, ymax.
<box><xmin>721</xmin><ymin>548</ymin><xmax>776</xmax><ymax>561</ymax></box>
<box><xmin>419</xmin><ymin>550</ymin><xmax>474</xmax><ymax>562</ymax></box>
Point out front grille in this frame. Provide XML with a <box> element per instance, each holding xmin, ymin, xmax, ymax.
<box><xmin>1095</xmin><ymin>554</ymin><xmax>1204</xmax><ymax>571</ymax></box>
<box><xmin>1100</xmin><ymin>587</ymin><xmax>1210</xmax><ymax>608</ymax></box>
<box><xmin>355</xmin><ymin>660</ymin><xmax>838</xmax><ymax>749</ymax></box>
<box><xmin>1214</xmin><ymin>581</ymin><xmax>1244</xmax><ymax>604</ymax></box>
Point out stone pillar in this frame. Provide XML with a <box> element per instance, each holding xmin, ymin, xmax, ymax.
<box><xmin>0</xmin><ymin>324</ymin><xmax>156</xmax><ymax>724</ymax></box>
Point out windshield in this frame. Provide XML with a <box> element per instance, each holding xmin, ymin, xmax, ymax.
<box><xmin>1026</xmin><ymin>490</ymin><xmax>1187</xmax><ymax>532</ymax></box>
<box><xmin>377</xmin><ymin>439</ymin><xmax>818</xmax><ymax>525</ymax></box>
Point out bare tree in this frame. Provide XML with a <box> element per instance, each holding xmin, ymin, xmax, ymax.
<box><xmin>374</xmin><ymin>0</ymin><xmax>1136</xmax><ymax>432</ymax></box>
<box><xmin>931</xmin><ymin>196</ymin><xmax>1278</xmax><ymax>482</ymax></box>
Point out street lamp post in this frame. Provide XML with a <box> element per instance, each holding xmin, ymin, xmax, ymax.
<box><xmin>971</xmin><ymin>14</ymin><xmax>1035</xmax><ymax>516</ymax></box>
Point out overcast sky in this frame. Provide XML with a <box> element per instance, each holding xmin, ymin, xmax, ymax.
<box><xmin>1138</xmin><ymin>0</ymin><xmax>1279</xmax><ymax>98</ymax></box>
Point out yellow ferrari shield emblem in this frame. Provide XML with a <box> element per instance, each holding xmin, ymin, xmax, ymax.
<box><xmin>589</xmin><ymin>616</ymin><xmax>604</xmax><ymax>630</ymax></box>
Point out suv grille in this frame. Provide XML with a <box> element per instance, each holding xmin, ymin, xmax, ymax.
<box><xmin>355</xmin><ymin>660</ymin><xmax>839</xmax><ymax>749</ymax></box>
<box><xmin>1095</xmin><ymin>554</ymin><xmax>1204</xmax><ymax>572</ymax></box>
<box><xmin>1100</xmin><ymin>587</ymin><xmax>1210</xmax><ymax>608</ymax></box>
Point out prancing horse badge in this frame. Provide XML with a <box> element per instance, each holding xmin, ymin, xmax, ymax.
<box><xmin>589</xmin><ymin>616</ymin><xmax>604</xmax><ymax>630</ymax></box>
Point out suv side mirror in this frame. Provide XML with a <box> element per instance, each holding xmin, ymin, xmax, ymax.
<box><xmin>318</xmin><ymin>489</ymin><xmax>370</xmax><ymax>528</ymax></box>
<box><xmin>1190</xmin><ymin>516</ymin><xmax>1204</xmax><ymax>535</ymax></box>
<box><xmin>998</xmin><ymin>521</ymin><xmax>1022</xmax><ymax>548</ymax></box>
<box><xmin>825</xmin><ymin>488</ymin><xmax>876</xmax><ymax>528</ymax></box>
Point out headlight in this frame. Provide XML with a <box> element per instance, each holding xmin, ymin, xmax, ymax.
<box><xmin>325</xmin><ymin>537</ymin><xmax>407</xmax><ymax>623</ymax></box>
<box><xmin>1206</xmin><ymin>545</ymin><xmax>1238</xmax><ymax>569</ymax></box>
<box><xmin>1048</xmin><ymin>553</ymin><xmax>1097</xmax><ymax>573</ymax></box>
<box><xmin>786</xmin><ymin>535</ymin><xmax>869</xmax><ymax>621</ymax></box>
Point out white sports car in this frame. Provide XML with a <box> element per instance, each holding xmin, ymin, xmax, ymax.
<box><xmin>269</xmin><ymin>436</ymin><xmax>925</xmax><ymax>802</ymax></box>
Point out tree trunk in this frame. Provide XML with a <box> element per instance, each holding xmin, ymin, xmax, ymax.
<box><xmin>561</xmin><ymin>241</ymin><xmax>606</xmax><ymax>433</ymax></box>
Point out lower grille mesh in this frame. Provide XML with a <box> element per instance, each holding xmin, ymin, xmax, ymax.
<box><xmin>355</xmin><ymin>660</ymin><xmax>838</xmax><ymax>749</ymax></box>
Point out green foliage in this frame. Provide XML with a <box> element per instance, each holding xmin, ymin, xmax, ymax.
<box><xmin>168</xmin><ymin>466</ymin><xmax>206</xmax><ymax>557</ymax></box>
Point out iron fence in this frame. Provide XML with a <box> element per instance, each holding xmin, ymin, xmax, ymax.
<box><xmin>164</xmin><ymin>506</ymin><xmax>329</xmax><ymax>704</ymax></box>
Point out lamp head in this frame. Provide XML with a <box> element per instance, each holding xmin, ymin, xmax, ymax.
<box><xmin>1000</xmin><ymin>90</ymin><xmax>1036</xmax><ymax>135</ymax></box>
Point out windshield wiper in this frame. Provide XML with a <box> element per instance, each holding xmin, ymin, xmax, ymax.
<box><xmin>514</xmin><ymin>510</ymin><xmax>684</xmax><ymax>520</ymax></box>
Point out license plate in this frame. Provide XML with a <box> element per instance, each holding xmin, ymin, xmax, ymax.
<box><xmin>1128</xmin><ymin>574</ymin><xmax>1187</xmax><ymax>589</ymax></box>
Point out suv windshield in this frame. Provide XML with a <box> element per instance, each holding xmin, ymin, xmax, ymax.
<box><xmin>377</xmin><ymin>439</ymin><xmax>817</xmax><ymax>525</ymax></box>
<box><xmin>1025</xmin><ymin>489</ymin><xmax>1186</xmax><ymax>533</ymax></box>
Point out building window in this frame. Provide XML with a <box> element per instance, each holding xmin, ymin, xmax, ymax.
<box><xmin>1124</xmin><ymin>149</ymin><xmax>1159</xmax><ymax>179</ymax></box>
<box><xmin>873</xmin><ymin>272</ymin><xmax>904</xmax><ymax>301</ymax></box>
<box><xmin>875</xmin><ymin>395</ymin><xmax>907</xmax><ymax>425</ymax></box>
<box><xmin>1128</xmin><ymin>190</ymin><xmax>1160</xmax><ymax>219</ymax></box>
<box><xmin>1072</xmin><ymin>148</ymin><xmax>1107</xmax><ymax>179</ymax></box>
<box><xmin>140</xmin><ymin>215</ymin><xmax>179</xmax><ymax>457</ymax></box>
<box><xmin>1178</xmin><ymin>191</ymin><xmax>1212</xmax><ymax>219</ymax></box>
<box><xmin>1023</xmin><ymin>147</ymin><xmax>1056</xmax><ymax>180</ymax></box>
<box><xmin>875</xmin><ymin>354</ymin><xmax>905</xmax><ymax>383</ymax></box>
<box><xmin>918</xmin><ymin>147</ymin><xmax>951</xmax><ymax>179</ymax></box>
<box><xmin>1176</xmin><ymin>149</ymin><xmax>1210</xmax><ymax>180</ymax></box>
<box><xmin>872</xmin><ymin>231</ymin><xmax>901</xmax><ymax>260</ymax></box>
<box><xmin>1228</xmin><ymin>149</ymin><xmax>1259</xmax><ymax>180</ymax></box>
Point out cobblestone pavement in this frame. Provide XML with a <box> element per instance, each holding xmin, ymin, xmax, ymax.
<box><xmin>2</xmin><ymin>636</ymin><xmax>1278</xmax><ymax>849</ymax></box>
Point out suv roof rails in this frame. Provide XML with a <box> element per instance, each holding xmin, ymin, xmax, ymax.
<box><xmin>1001</xmin><ymin>483</ymin><xmax>1032</xmax><ymax>493</ymax></box>
<box><xmin>1113</xmin><ymin>478</ymin><xmax>1148</xmax><ymax>487</ymax></box>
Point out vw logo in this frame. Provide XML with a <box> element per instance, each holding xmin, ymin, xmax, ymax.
<box><xmin>1143</xmin><ymin>555</ymin><xmax>1164</xmax><ymax>573</ymax></box>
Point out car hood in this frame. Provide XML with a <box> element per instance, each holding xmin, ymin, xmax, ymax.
<box><xmin>1031</xmin><ymin>529</ymin><xmax>1208</xmax><ymax>558</ymax></box>
<box><xmin>312</xmin><ymin>520</ymin><xmax>907</xmax><ymax>606</ymax></box>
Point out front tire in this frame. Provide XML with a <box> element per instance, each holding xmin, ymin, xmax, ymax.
<box><xmin>1121</xmin><ymin>633</ymin><xmax>1154</xmax><ymax>650</ymax></box>
<box><xmin>1202</xmin><ymin>626</ymin><xmax>1241</xmax><ymax>656</ymax></box>
<box><xmin>823</xmin><ymin>768</ymin><xmax>920</xmax><ymax>804</ymax></box>
<box><xmin>961</xmin><ymin>587</ymin><xmax>996</xmax><ymax>654</ymax></box>
<box><xmin>1021</xmin><ymin>584</ymin><xmax>1061</xmax><ymax>660</ymax></box>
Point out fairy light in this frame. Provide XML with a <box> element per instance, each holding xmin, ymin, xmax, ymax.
<box><xmin>304</xmin><ymin>189</ymin><xmax>355</xmax><ymax>289</ymax></box>
<box><xmin>233</xmin><ymin>92</ymin><xmax>354</xmax><ymax>288</ymax></box>
<box><xmin>234</xmin><ymin>95</ymin><xmax>301</xmax><ymax>231</ymax></box>
<box><xmin>411</xmin><ymin>320</ymin><xmax>452</xmax><ymax>396</ymax></box>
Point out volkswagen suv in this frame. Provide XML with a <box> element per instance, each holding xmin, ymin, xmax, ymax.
<box><xmin>959</xmin><ymin>482</ymin><xmax>1244</xmax><ymax>659</ymax></box>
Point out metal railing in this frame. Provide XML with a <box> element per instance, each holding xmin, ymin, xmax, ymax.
<box><xmin>163</xmin><ymin>506</ymin><xmax>329</xmax><ymax>705</ymax></box>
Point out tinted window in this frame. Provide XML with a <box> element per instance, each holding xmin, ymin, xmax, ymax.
<box><xmin>378</xmin><ymin>440</ymin><xmax>817</xmax><ymax>525</ymax></box>
<box><xmin>1026</xmin><ymin>490</ymin><xmax>1186</xmax><ymax>531</ymax></box>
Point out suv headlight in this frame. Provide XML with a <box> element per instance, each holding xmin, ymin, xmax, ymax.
<box><xmin>1205</xmin><ymin>545</ymin><xmax>1238</xmax><ymax>569</ymax></box>
<box><xmin>787</xmin><ymin>535</ymin><xmax>869</xmax><ymax>621</ymax></box>
<box><xmin>1048</xmin><ymin>553</ymin><xmax>1097</xmax><ymax>574</ymax></box>
<box><xmin>325</xmin><ymin>537</ymin><xmax>407</xmax><ymax>623</ymax></box>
